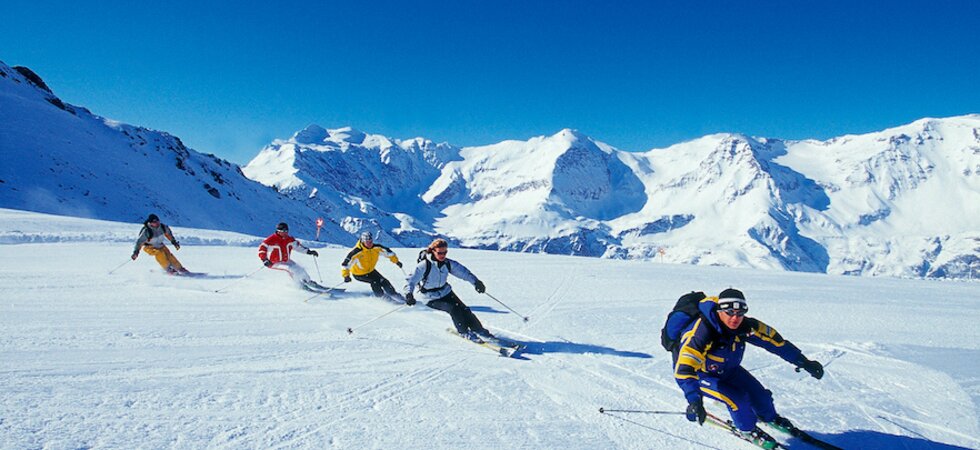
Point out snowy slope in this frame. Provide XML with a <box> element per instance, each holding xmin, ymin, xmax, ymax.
<box><xmin>1</xmin><ymin>211</ymin><xmax>978</xmax><ymax>449</ymax></box>
<box><xmin>0</xmin><ymin>61</ymin><xmax>347</xmax><ymax>242</ymax></box>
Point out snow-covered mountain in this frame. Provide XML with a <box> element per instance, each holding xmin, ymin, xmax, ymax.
<box><xmin>2</xmin><ymin>61</ymin><xmax>976</xmax><ymax>279</ymax></box>
<box><xmin>242</xmin><ymin>124</ymin><xmax>461</xmax><ymax>246</ymax></box>
<box><xmin>244</xmin><ymin>118</ymin><xmax>979</xmax><ymax>280</ymax></box>
<box><xmin>0</xmin><ymin>61</ymin><xmax>346</xmax><ymax>241</ymax></box>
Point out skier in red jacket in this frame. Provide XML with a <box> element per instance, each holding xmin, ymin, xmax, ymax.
<box><xmin>258</xmin><ymin>222</ymin><xmax>322</xmax><ymax>291</ymax></box>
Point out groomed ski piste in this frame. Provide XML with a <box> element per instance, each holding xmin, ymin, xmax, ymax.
<box><xmin>1</xmin><ymin>208</ymin><xmax>978</xmax><ymax>450</ymax></box>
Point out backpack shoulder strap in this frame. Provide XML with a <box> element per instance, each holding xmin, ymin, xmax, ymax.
<box><xmin>422</xmin><ymin>259</ymin><xmax>432</xmax><ymax>285</ymax></box>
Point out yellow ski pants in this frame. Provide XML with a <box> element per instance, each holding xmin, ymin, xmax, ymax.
<box><xmin>142</xmin><ymin>246</ymin><xmax>184</xmax><ymax>271</ymax></box>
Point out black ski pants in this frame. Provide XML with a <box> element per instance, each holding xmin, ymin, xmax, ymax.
<box><xmin>426</xmin><ymin>291</ymin><xmax>487</xmax><ymax>335</ymax></box>
<box><xmin>353</xmin><ymin>270</ymin><xmax>398</xmax><ymax>298</ymax></box>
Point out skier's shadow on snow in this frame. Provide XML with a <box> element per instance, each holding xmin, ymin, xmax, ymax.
<box><xmin>828</xmin><ymin>430</ymin><xmax>975</xmax><ymax>450</ymax></box>
<box><xmin>516</xmin><ymin>339</ymin><xmax>652</xmax><ymax>359</ymax></box>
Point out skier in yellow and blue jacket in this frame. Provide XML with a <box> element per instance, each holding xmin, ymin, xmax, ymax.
<box><xmin>673</xmin><ymin>288</ymin><xmax>825</xmax><ymax>449</ymax></box>
<box><xmin>341</xmin><ymin>231</ymin><xmax>404</xmax><ymax>302</ymax></box>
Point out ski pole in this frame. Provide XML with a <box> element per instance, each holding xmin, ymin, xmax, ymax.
<box><xmin>598</xmin><ymin>407</ymin><xmax>685</xmax><ymax>415</ymax></box>
<box><xmin>312</xmin><ymin>255</ymin><xmax>323</xmax><ymax>282</ymax></box>
<box><xmin>346</xmin><ymin>304</ymin><xmax>407</xmax><ymax>335</ymax></box>
<box><xmin>107</xmin><ymin>259</ymin><xmax>131</xmax><ymax>275</ymax></box>
<box><xmin>483</xmin><ymin>292</ymin><xmax>530</xmax><ymax>322</ymax></box>
<box><xmin>302</xmin><ymin>281</ymin><xmax>346</xmax><ymax>303</ymax></box>
<box><xmin>214</xmin><ymin>266</ymin><xmax>264</xmax><ymax>293</ymax></box>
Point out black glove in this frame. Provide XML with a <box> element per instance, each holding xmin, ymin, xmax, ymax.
<box><xmin>343</xmin><ymin>276</ymin><xmax>352</xmax><ymax>283</ymax></box>
<box><xmin>686</xmin><ymin>397</ymin><xmax>706</xmax><ymax>425</ymax></box>
<box><xmin>173</xmin><ymin>242</ymin><xmax>180</xmax><ymax>251</ymax></box>
<box><xmin>474</xmin><ymin>280</ymin><xmax>486</xmax><ymax>294</ymax></box>
<box><xmin>396</xmin><ymin>261</ymin><xmax>403</xmax><ymax>268</ymax></box>
<box><xmin>307</xmin><ymin>249</ymin><xmax>318</xmax><ymax>257</ymax></box>
<box><xmin>131</xmin><ymin>251</ymin><xmax>139</xmax><ymax>260</ymax></box>
<box><xmin>797</xmin><ymin>358</ymin><xmax>824</xmax><ymax>380</ymax></box>
<box><xmin>263</xmin><ymin>259</ymin><xmax>273</xmax><ymax>267</ymax></box>
<box><xmin>405</xmin><ymin>293</ymin><xmax>416</xmax><ymax>306</ymax></box>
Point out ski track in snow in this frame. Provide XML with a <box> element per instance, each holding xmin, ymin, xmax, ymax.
<box><xmin>1</xmin><ymin>226</ymin><xmax>979</xmax><ymax>449</ymax></box>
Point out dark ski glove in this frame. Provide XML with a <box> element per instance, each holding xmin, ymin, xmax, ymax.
<box><xmin>307</xmin><ymin>249</ymin><xmax>318</xmax><ymax>257</ymax></box>
<box><xmin>474</xmin><ymin>280</ymin><xmax>486</xmax><ymax>294</ymax></box>
<box><xmin>395</xmin><ymin>261</ymin><xmax>403</xmax><ymax>268</ymax></box>
<box><xmin>263</xmin><ymin>259</ymin><xmax>273</xmax><ymax>267</ymax></box>
<box><xmin>797</xmin><ymin>358</ymin><xmax>824</xmax><ymax>379</ymax></box>
<box><xmin>405</xmin><ymin>293</ymin><xmax>416</xmax><ymax>306</ymax></box>
<box><xmin>173</xmin><ymin>241</ymin><xmax>180</xmax><ymax>251</ymax></box>
<box><xmin>343</xmin><ymin>276</ymin><xmax>352</xmax><ymax>283</ymax></box>
<box><xmin>686</xmin><ymin>397</ymin><xmax>706</xmax><ymax>425</ymax></box>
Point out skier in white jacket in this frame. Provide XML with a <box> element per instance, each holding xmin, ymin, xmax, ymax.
<box><xmin>404</xmin><ymin>239</ymin><xmax>491</xmax><ymax>341</ymax></box>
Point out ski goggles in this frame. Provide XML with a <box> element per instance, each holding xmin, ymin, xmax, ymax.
<box><xmin>717</xmin><ymin>300</ymin><xmax>748</xmax><ymax>316</ymax></box>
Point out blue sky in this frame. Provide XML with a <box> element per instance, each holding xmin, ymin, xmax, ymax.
<box><xmin>2</xmin><ymin>1</ymin><xmax>978</xmax><ymax>164</ymax></box>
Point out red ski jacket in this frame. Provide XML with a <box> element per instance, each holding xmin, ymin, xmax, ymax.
<box><xmin>258</xmin><ymin>233</ymin><xmax>309</xmax><ymax>263</ymax></box>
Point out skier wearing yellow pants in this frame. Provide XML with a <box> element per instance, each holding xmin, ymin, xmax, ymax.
<box><xmin>131</xmin><ymin>213</ymin><xmax>187</xmax><ymax>274</ymax></box>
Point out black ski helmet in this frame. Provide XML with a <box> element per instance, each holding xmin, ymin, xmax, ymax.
<box><xmin>146</xmin><ymin>213</ymin><xmax>160</xmax><ymax>223</ymax></box>
<box><xmin>276</xmin><ymin>222</ymin><xmax>289</xmax><ymax>231</ymax></box>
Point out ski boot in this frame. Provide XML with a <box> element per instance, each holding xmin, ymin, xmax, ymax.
<box><xmin>462</xmin><ymin>331</ymin><xmax>486</xmax><ymax>343</ymax></box>
<box><xmin>473</xmin><ymin>329</ymin><xmax>496</xmax><ymax>343</ymax></box>
<box><xmin>735</xmin><ymin>427</ymin><xmax>778</xmax><ymax>450</ymax></box>
<box><xmin>766</xmin><ymin>415</ymin><xmax>795</xmax><ymax>434</ymax></box>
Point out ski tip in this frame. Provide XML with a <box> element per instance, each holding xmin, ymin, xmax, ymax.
<box><xmin>598</xmin><ymin>407</ymin><xmax>605</xmax><ymax>414</ymax></box>
<box><xmin>346</xmin><ymin>328</ymin><xmax>354</xmax><ymax>334</ymax></box>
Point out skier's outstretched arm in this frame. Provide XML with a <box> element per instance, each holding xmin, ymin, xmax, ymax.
<box><xmin>746</xmin><ymin>318</ymin><xmax>823</xmax><ymax>378</ymax></box>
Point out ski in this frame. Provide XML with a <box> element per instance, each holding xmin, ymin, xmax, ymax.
<box><xmin>704</xmin><ymin>412</ymin><xmax>786</xmax><ymax>449</ymax></box>
<box><xmin>446</xmin><ymin>328</ymin><xmax>522</xmax><ymax>357</ymax></box>
<box><xmin>174</xmin><ymin>271</ymin><xmax>206</xmax><ymax>277</ymax></box>
<box><xmin>302</xmin><ymin>280</ymin><xmax>345</xmax><ymax>294</ymax></box>
<box><xmin>763</xmin><ymin>420</ymin><xmax>843</xmax><ymax>450</ymax></box>
<box><xmin>165</xmin><ymin>269</ymin><xmax>205</xmax><ymax>277</ymax></box>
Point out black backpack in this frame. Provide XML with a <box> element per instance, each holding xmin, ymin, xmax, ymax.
<box><xmin>660</xmin><ymin>291</ymin><xmax>707</xmax><ymax>352</ymax></box>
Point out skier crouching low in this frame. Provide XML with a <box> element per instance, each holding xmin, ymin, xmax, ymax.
<box><xmin>673</xmin><ymin>288</ymin><xmax>825</xmax><ymax>449</ymax></box>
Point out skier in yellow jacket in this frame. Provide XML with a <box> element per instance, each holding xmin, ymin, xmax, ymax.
<box><xmin>131</xmin><ymin>213</ymin><xmax>187</xmax><ymax>274</ymax></box>
<box><xmin>341</xmin><ymin>231</ymin><xmax>404</xmax><ymax>302</ymax></box>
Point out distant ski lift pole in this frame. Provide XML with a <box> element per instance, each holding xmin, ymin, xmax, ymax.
<box><xmin>315</xmin><ymin>217</ymin><xmax>324</xmax><ymax>241</ymax></box>
<box><xmin>657</xmin><ymin>247</ymin><xmax>666</xmax><ymax>263</ymax></box>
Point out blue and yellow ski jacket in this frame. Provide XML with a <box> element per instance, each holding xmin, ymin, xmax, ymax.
<box><xmin>673</xmin><ymin>296</ymin><xmax>805</xmax><ymax>404</ymax></box>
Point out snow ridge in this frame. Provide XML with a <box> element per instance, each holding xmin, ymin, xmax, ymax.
<box><xmin>2</xmin><ymin>61</ymin><xmax>977</xmax><ymax>279</ymax></box>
